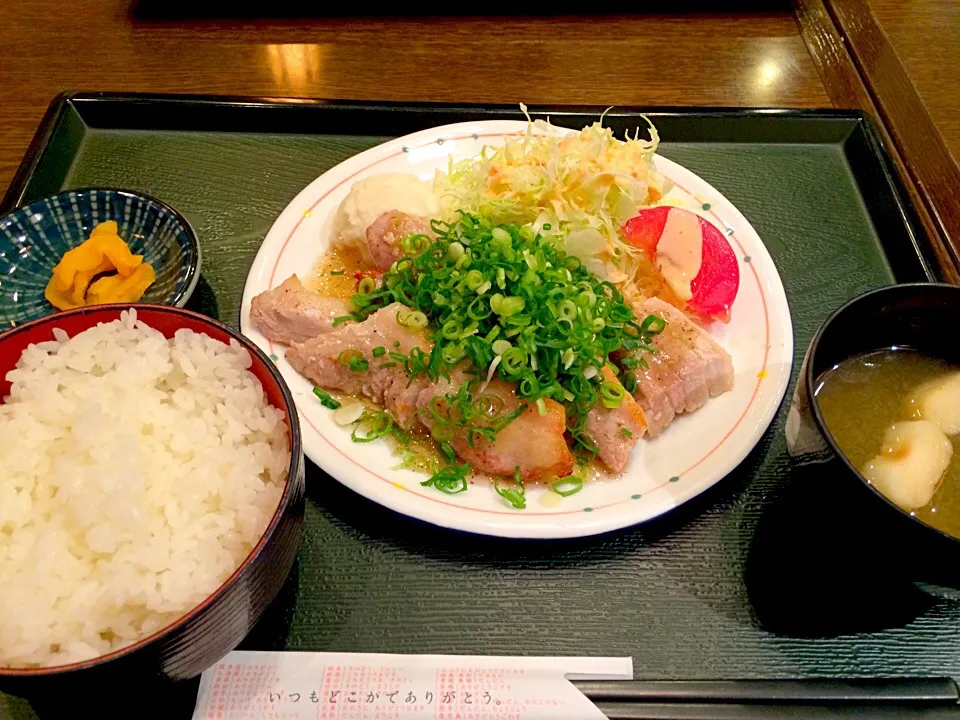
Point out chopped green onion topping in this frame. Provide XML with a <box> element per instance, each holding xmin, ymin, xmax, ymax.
<box><xmin>552</xmin><ymin>476</ymin><xmax>584</xmax><ymax>497</ymax></box>
<box><xmin>420</xmin><ymin>380</ymin><xmax>526</xmax><ymax>450</ymax></box>
<box><xmin>491</xmin><ymin>339</ymin><xmax>512</xmax><ymax>356</ymax></box>
<box><xmin>490</xmin><ymin>293</ymin><xmax>524</xmax><ymax>317</ymax></box>
<box><xmin>420</xmin><ymin>462</ymin><xmax>470</xmax><ymax>494</ymax></box>
<box><xmin>337</xmin><ymin>349</ymin><xmax>369</xmax><ymax>372</ymax></box>
<box><xmin>500</xmin><ymin>347</ymin><xmax>527</xmax><ymax>376</ymax></box>
<box><xmin>406</xmin><ymin>347</ymin><xmax>430</xmax><ymax>375</ymax></box>
<box><xmin>350</xmin><ymin>411</ymin><xmax>393</xmax><ymax>443</ymax></box>
<box><xmin>347</xmin><ymin>212</ymin><xmax>664</xmax><ymax>445</ymax></box>
<box><xmin>640</xmin><ymin>314</ymin><xmax>667</xmax><ymax>334</ymax></box>
<box><xmin>600</xmin><ymin>380</ymin><xmax>626</xmax><ymax>409</ymax></box>
<box><xmin>330</xmin><ymin>269</ymin><xmax>345</xmax><ymax>276</ymax></box>
<box><xmin>620</xmin><ymin>427</ymin><xmax>633</xmax><ymax>438</ymax></box>
<box><xmin>401</xmin><ymin>233</ymin><xmax>430</xmax><ymax>255</ymax></box>
<box><xmin>473</xmin><ymin>393</ymin><xmax>505</xmax><ymax>416</ymax></box>
<box><xmin>397</xmin><ymin>309</ymin><xmax>428</xmax><ymax>330</ymax></box>
<box><xmin>465</xmin><ymin>269</ymin><xmax>485</xmax><ymax>291</ymax></box>
<box><xmin>313</xmin><ymin>387</ymin><xmax>341</xmax><ymax>410</ymax></box>
<box><xmin>372</xmin><ymin>346</ymin><xmax>386</xmax><ymax>357</ymax></box>
<box><xmin>439</xmin><ymin>441</ymin><xmax>457</xmax><ymax>463</ymax></box>
<box><xmin>494</xmin><ymin>468</ymin><xmax>527</xmax><ymax>509</ymax></box>
<box><xmin>357</xmin><ymin>276</ymin><xmax>377</xmax><ymax>294</ymax></box>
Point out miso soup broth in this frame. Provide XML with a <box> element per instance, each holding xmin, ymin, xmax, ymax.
<box><xmin>815</xmin><ymin>348</ymin><xmax>960</xmax><ymax>538</ymax></box>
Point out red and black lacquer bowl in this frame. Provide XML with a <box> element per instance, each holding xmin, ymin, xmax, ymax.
<box><xmin>0</xmin><ymin>304</ymin><xmax>305</xmax><ymax>693</ymax></box>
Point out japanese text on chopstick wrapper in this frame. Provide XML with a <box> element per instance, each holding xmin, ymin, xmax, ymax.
<box><xmin>192</xmin><ymin>651</ymin><xmax>632</xmax><ymax>720</ymax></box>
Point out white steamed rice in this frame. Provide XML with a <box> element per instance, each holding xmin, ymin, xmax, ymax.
<box><xmin>0</xmin><ymin>309</ymin><xmax>289</xmax><ymax>668</ymax></box>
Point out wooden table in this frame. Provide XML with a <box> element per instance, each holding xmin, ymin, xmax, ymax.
<box><xmin>6</xmin><ymin>1</ymin><xmax>959</xmax><ymax>265</ymax></box>
<box><xmin>868</xmin><ymin>0</ymin><xmax>960</xmax><ymax>160</ymax></box>
<box><xmin>793</xmin><ymin>0</ymin><xmax>960</xmax><ymax>277</ymax></box>
<box><xmin>1</xmin><ymin>2</ymin><xmax>830</xmax><ymax>192</ymax></box>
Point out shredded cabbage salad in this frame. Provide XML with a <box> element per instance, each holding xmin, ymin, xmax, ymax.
<box><xmin>434</xmin><ymin>106</ymin><xmax>673</xmax><ymax>299</ymax></box>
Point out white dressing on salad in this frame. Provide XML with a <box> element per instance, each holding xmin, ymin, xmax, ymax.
<box><xmin>656</xmin><ymin>208</ymin><xmax>703</xmax><ymax>302</ymax></box>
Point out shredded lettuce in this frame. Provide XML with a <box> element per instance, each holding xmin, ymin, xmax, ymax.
<box><xmin>434</xmin><ymin>105</ymin><xmax>672</xmax><ymax>296</ymax></box>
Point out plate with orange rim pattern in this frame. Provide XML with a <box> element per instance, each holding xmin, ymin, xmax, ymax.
<box><xmin>240</xmin><ymin>120</ymin><xmax>793</xmax><ymax>539</ymax></box>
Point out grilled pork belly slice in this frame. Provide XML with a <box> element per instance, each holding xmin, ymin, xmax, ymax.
<box><xmin>416</xmin><ymin>373</ymin><xmax>575</xmax><ymax>482</ymax></box>
<box><xmin>283</xmin><ymin>296</ymin><xmax>578</xmax><ymax>482</ymax></box>
<box><xmin>365</xmin><ymin>211</ymin><xmax>435</xmax><ymax>271</ymax></box>
<box><xmin>624</xmin><ymin>297</ymin><xmax>734</xmax><ymax>437</ymax></box>
<box><xmin>286</xmin><ymin>302</ymin><xmax>430</xmax><ymax>428</ymax></box>
<box><xmin>250</xmin><ymin>274</ymin><xmax>350</xmax><ymax>345</ymax></box>
<box><xmin>584</xmin><ymin>366</ymin><xmax>648</xmax><ymax>473</ymax></box>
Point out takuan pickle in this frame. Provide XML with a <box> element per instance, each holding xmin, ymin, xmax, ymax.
<box><xmin>45</xmin><ymin>221</ymin><xmax>156</xmax><ymax>310</ymax></box>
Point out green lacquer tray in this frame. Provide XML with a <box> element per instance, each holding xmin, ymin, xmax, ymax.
<box><xmin>0</xmin><ymin>94</ymin><xmax>948</xmax><ymax>719</ymax></box>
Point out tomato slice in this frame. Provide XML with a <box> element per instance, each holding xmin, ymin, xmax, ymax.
<box><xmin>690</xmin><ymin>215</ymin><xmax>739</xmax><ymax>323</ymax></box>
<box><xmin>621</xmin><ymin>206</ymin><xmax>671</xmax><ymax>259</ymax></box>
<box><xmin>621</xmin><ymin>207</ymin><xmax>739</xmax><ymax>322</ymax></box>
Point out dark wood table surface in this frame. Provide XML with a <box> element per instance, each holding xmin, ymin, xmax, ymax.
<box><xmin>867</xmin><ymin>0</ymin><xmax>960</xmax><ymax>160</ymax></box>
<box><xmin>6</xmin><ymin>1</ymin><xmax>960</xmax><ymax>255</ymax></box>
<box><xmin>1</xmin><ymin>2</ymin><xmax>831</xmax><ymax>192</ymax></box>
<box><xmin>794</xmin><ymin>0</ymin><xmax>960</xmax><ymax>277</ymax></box>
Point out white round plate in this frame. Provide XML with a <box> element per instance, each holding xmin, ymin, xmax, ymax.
<box><xmin>241</xmin><ymin>120</ymin><xmax>793</xmax><ymax>539</ymax></box>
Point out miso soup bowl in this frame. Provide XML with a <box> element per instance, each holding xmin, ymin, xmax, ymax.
<box><xmin>787</xmin><ymin>283</ymin><xmax>960</xmax><ymax>586</ymax></box>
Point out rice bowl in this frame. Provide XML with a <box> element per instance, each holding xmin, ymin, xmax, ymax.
<box><xmin>0</xmin><ymin>309</ymin><xmax>294</xmax><ymax>670</ymax></box>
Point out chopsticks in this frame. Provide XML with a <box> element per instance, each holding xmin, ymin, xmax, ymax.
<box><xmin>572</xmin><ymin>679</ymin><xmax>960</xmax><ymax>719</ymax></box>
<box><xmin>589</xmin><ymin>702</ymin><xmax>960</xmax><ymax>719</ymax></box>
<box><xmin>573</xmin><ymin>678</ymin><xmax>960</xmax><ymax>704</ymax></box>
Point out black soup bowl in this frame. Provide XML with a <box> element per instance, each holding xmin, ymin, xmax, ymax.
<box><xmin>0</xmin><ymin>304</ymin><xmax>305</xmax><ymax>695</ymax></box>
<box><xmin>787</xmin><ymin>283</ymin><xmax>960</xmax><ymax>588</ymax></box>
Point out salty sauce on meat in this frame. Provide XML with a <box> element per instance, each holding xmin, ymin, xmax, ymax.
<box><xmin>308</xmin><ymin>244</ymin><xmax>368</xmax><ymax>300</ymax></box>
<box><xmin>250</xmin><ymin>275</ymin><xmax>350</xmax><ymax>345</ymax></box>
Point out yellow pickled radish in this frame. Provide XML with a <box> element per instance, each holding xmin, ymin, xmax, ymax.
<box><xmin>94</xmin><ymin>233</ymin><xmax>143</xmax><ymax>277</ymax></box>
<box><xmin>87</xmin><ymin>263</ymin><xmax>156</xmax><ymax>304</ymax></box>
<box><xmin>89</xmin><ymin>221</ymin><xmax>118</xmax><ymax>236</ymax></box>
<box><xmin>46</xmin><ymin>221</ymin><xmax>156</xmax><ymax>310</ymax></box>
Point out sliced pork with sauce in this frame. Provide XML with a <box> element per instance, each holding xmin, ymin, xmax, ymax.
<box><xmin>365</xmin><ymin>211</ymin><xmax>435</xmax><ymax>271</ymax></box>
<box><xmin>416</xmin><ymin>373</ymin><xmax>575</xmax><ymax>482</ymax></box>
<box><xmin>260</xmin><ymin>204</ymin><xmax>736</xmax><ymax>488</ymax></box>
<box><xmin>250</xmin><ymin>274</ymin><xmax>350</xmax><ymax>345</ymax></box>
<box><xmin>630</xmin><ymin>352</ymin><xmax>686</xmax><ymax>437</ymax></box>
<box><xmin>624</xmin><ymin>297</ymin><xmax>733</xmax><ymax>437</ymax></box>
<box><xmin>288</xmin><ymin>304</ymin><xmax>574</xmax><ymax>478</ymax></box>
<box><xmin>456</xmin><ymin>391</ymin><xmax>574</xmax><ymax>482</ymax></box>
<box><xmin>584</xmin><ymin>366</ymin><xmax>647</xmax><ymax>472</ymax></box>
<box><xmin>286</xmin><ymin>302</ymin><xmax>430</xmax><ymax>428</ymax></box>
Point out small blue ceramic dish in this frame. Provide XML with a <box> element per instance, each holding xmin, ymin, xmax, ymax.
<box><xmin>0</xmin><ymin>188</ymin><xmax>201</xmax><ymax>328</ymax></box>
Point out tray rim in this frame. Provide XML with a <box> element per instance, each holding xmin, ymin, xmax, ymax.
<box><xmin>16</xmin><ymin>90</ymin><xmax>886</xmax><ymax>123</ymax></box>
<box><xmin>2</xmin><ymin>92</ymin><xmax>937</xmax><ymax>286</ymax></box>
<box><xmin>0</xmin><ymin>93</ymin><xmax>900</xmax><ymax>199</ymax></box>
